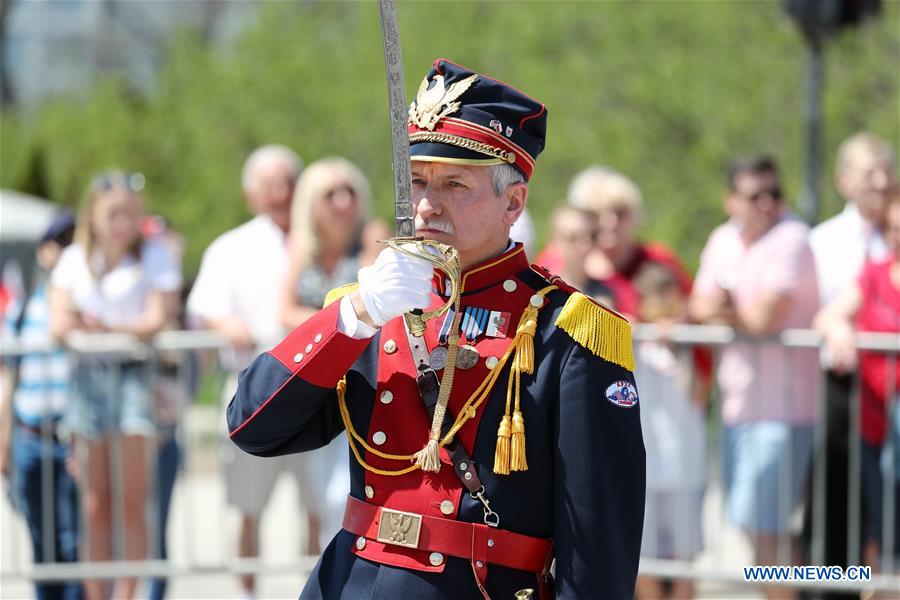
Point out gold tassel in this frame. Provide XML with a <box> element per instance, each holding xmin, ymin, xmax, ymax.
<box><xmin>323</xmin><ymin>283</ymin><xmax>359</xmax><ymax>308</ymax></box>
<box><xmin>493</xmin><ymin>415</ymin><xmax>511</xmax><ymax>475</ymax></box>
<box><xmin>555</xmin><ymin>292</ymin><xmax>635</xmax><ymax>371</ymax></box>
<box><xmin>508</xmin><ymin>307</ymin><xmax>536</xmax><ymax>472</ymax></box>
<box><xmin>413</xmin><ymin>439</ymin><xmax>442</xmax><ymax>473</ymax></box>
<box><xmin>493</xmin><ymin>286</ymin><xmax>556</xmax><ymax>476</ymax></box>
<box><xmin>512</xmin><ymin>306</ymin><xmax>538</xmax><ymax>375</ymax></box>
<box><xmin>509</xmin><ymin>410</ymin><xmax>528</xmax><ymax>471</ymax></box>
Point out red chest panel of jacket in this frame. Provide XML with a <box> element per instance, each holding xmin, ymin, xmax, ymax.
<box><xmin>353</xmin><ymin>244</ymin><xmax>545</xmax><ymax>572</ymax></box>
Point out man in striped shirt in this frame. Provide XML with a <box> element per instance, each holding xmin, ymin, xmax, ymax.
<box><xmin>0</xmin><ymin>212</ymin><xmax>82</xmax><ymax>600</ymax></box>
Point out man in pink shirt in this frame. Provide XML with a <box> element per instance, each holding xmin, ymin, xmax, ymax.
<box><xmin>690</xmin><ymin>156</ymin><xmax>820</xmax><ymax>598</ymax></box>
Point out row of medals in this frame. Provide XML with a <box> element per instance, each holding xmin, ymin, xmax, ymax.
<box><xmin>429</xmin><ymin>343</ymin><xmax>480</xmax><ymax>371</ymax></box>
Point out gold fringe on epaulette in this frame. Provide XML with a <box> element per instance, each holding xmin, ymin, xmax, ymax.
<box><xmin>555</xmin><ymin>292</ymin><xmax>635</xmax><ymax>371</ymax></box>
<box><xmin>323</xmin><ymin>283</ymin><xmax>359</xmax><ymax>308</ymax></box>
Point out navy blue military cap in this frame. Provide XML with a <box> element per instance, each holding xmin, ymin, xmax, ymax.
<box><xmin>40</xmin><ymin>210</ymin><xmax>76</xmax><ymax>245</ymax></box>
<box><xmin>408</xmin><ymin>58</ymin><xmax>547</xmax><ymax>181</ymax></box>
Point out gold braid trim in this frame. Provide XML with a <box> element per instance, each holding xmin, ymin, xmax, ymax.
<box><xmin>337</xmin><ymin>344</ymin><xmax>513</xmax><ymax>477</ymax></box>
<box><xmin>335</xmin><ymin>285</ymin><xmax>559</xmax><ymax>478</ymax></box>
<box><xmin>412</xmin><ymin>302</ymin><xmax>463</xmax><ymax>472</ymax></box>
<box><xmin>555</xmin><ymin>292</ymin><xmax>635</xmax><ymax>372</ymax></box>
<box><xmin>337</xmin><ymin>378</ymin><xmax>419</xmax><ymax>476</ymax></box>
<box><xmin>409</xmin><ymin>132</ymin><xmax>517</xmax><ymax>164</ymax></box>
<box><xmin>323</xmin><ymin>283</ymin><xmax>359</xmax><ymax>308</ymax></box>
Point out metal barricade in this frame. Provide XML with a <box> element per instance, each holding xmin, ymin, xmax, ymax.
<box><xmin>632</xmin><ymin>323</ymin><xmax>900</xmax><ymax>595</ymax></box>
<box><xmin>1</xmin><ymin>326</ymin><xmax>898</xmax><ymax>596</ymax></box>
<box><xmin>0</xmin><ymin>331</ymin><xmax>319</xmax><ymax>598</ymax></box>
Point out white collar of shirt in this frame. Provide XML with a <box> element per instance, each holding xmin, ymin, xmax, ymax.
<box><xmin>812</xmin><ymin>202</ymin><xmax>888</xmax><ymax>305</ymax></box>
<box><xmin>251</xmin><ymin>214</ymin><xmax>288</xmax><ymax>246</ymax></box>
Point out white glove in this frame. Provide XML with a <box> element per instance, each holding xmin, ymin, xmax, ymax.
<box><xmin>356</xmin><ymin>247</ymin><xmax>434</xmax><ymax>327</ymax></box>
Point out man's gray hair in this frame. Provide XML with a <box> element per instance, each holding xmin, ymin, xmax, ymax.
<box><xmin>241</xmin><ymin>145</ymin><xmax>303</xmax><ymax>192</ymax></box>
<box><xmin>567</xmin><ymin>165</ymin><xmax>644</xmax><ymax>225</ymax></box>
<box><xmin>836</xmin><ymin>132</ymin><xmax>896</xmax><ymax>174</ymax></box>
<box><xmin>489</xmin><ymin>163</ymin><xmax>526</xmax><ymax>196</ymax></box>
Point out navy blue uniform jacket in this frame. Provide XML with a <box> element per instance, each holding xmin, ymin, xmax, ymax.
<box><xmin>227</xmin><ymin>244</ymin><xmax>645</xmax><ymax>599</ymax></box>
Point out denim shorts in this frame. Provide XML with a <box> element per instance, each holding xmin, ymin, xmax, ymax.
<box><xmin>641</xmin><ymin>488</ymin><xmax>705</xmax><ymax>560</ymax></box>
<box><xmin>67</xmin><ymin>362</ymin><xmax>155</xmax><ymax>438</ymax></box>
<box><xmin>723</xmin><ymin>422</ymin><xmax>813</xmax><ymax>534</ymax></box>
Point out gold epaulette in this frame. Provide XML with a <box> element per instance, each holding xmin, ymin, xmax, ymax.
<box><xmin>323</xmin><ymin>283</ymin><xmax>359</xmax><ymax>308</ymax></box>
<box><xmin>555</xmin><ymin>292</ymin><xmax>635</xmax><ymax>372</ymax></box>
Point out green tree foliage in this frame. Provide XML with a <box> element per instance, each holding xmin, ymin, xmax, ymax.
<box><xmin>1</xmin><ymin>1</ymin><xmax>897</xmax><ymax>274</ymax></box>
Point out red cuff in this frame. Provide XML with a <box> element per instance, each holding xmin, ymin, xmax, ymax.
<box><xmin>268</xmin><ymin>302</ymin><xmax>373</xmax><ymax>388</ymax></box>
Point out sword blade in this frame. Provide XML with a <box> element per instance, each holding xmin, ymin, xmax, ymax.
<box><xmin>378</xmin><ymin>0</ymin><xmax>415</xmax><ymax>238</ymax></box>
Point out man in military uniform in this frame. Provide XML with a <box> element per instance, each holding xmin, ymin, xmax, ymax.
<box><xmin>227</xmin><ymin>58</ymin><xmax>645</xmax><ymax>599</ymax></box>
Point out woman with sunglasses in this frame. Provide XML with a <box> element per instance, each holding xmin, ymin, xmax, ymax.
<box><xmin>281</xmin><ymin>157</ymin><xmax>375</xmax><ymax>327</ymax></box>
<box><xmin>49</xmin><ymin>171</ymin><xmax>182</xmax><ymax>600</ymax></box>
<box><xmin>277</xmin><ymin>157</ymin><xmax>382</xmax><ymax>554</ymax></box>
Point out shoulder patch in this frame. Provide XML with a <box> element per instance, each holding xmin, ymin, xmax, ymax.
<box><xmin>605</xmin><ymin>380</ymin><xmax>638</xmax><ymax>408</ymax></box>
<box><xmin>555</xmin><ymin>291</ymin><xmax>634</xmax><ymax>371</ymax></box>
<box><xmin>323</xmin><ymin>283</ymin><xmax>359</xmax><ymax>308</ymax></box>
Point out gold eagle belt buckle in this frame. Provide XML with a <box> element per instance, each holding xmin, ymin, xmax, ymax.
<box><xmin>376</xmin><ymin>507</ymin><xmax>423</xmax><ymax>549</ymax></box>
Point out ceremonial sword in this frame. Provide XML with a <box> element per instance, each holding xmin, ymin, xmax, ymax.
<box><xmin>376</xmin><ymin>0</ymin><xmax>460</xmax><ymax>338</ymax></box>
<box><xmin>376</xmin><ymin>1</ymin><xmax>465</xmax><ymax>473</ymax></box>
<box><xmin>377</xmin><ymin>0</ymin><xmax>414</xmax><ymax>238</ymax></box>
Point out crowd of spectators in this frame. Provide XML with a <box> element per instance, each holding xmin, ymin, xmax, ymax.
<box><xmin>0</xmin><ymin>132</ymin><xmax>897</xmax><ymax>599</ymax></box>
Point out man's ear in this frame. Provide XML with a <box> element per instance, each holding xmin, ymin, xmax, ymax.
<box><xmin>723</xmin><ymin>192</ymin><xmax>737</xmax><ymax>218</ymax></box>
<box><xmin>503</xmin><ymin>183</ymin><xmax>528</xmax><ymax>226</ymax></box>
<box><xmin>243</xmin><ymin>190</ymin><xmax>257</xmax><ymax>215</ymax></box>
<box><xmin>834</xmin><ymin>170</ymin><xmax>850</xmax><ymax>202</ymax></box>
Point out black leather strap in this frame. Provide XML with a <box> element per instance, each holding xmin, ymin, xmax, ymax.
<box><xmin>404</xmin><ymin>325</ymin><xmax>484</xmax><ymax>495</ymax></box>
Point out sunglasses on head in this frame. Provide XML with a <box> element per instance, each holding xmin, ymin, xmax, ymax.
<box><xmin>91</xmin><ymin>171</ymin><xmax>146</xmax><ymax>193</ymax></box>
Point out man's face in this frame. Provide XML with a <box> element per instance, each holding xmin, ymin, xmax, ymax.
<box><xmin>36</xmin><ymin>240</ymin><xmax>64</xmax><ymax>272</ymax></box>
<box><xmin>554</xmin><ymin>210</ymin><xmax>597</xmax><ymax>273</ymax></box>
<box><xmin>246</xmin><ymin>159</ymin><xmax>297</xmax><ymax>231</ymax></box>
<box><xmin>885</xmin><ymin>201</ymin><xmax>900</xmax><ymax>258</ymax></box>
<box><xmin>729</xmin><ymin>170</ymin><xmax>783</xmax><ymax>238</ymax></box>
<box><xmin>836</xmin><ymin>149</ymin><xmax>896</xmax><ymax>223</ymax></box>
<box><xmin>594</xmin><ymin>202</ymin><xmax>637</xmax><ymax>256</ymax></box>
<box><xmin>411</xmin><ymin>162</ymin><xmax>526</xmax><ymax>269</ymax></box>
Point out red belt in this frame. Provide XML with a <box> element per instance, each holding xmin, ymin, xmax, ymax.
<box><xmin>343</xmin><ymin>495</ymin><xmax>553</xmax><ymax>594</ymax></box>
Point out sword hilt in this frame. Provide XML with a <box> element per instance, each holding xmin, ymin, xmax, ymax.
<box><xmin>382</xmin><ymin>237</ymin><xmax>460</xmax><ymax>338</ymax></box>
<box><xmin>404</xmin><ymin>311</ymin><xmax>426</xmax><ymax>337</ymax></box>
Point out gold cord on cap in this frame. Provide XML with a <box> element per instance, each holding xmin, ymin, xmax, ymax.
<box><xmin>409</xmin><ymin>131</ymin><xmax>516</xmax><ymax>164</ymax></box>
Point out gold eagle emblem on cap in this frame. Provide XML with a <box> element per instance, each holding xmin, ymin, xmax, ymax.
<box><xmin>408</xmin><ymin>73</ymin><xmax>478</xmax><ymax>131</ymax></box>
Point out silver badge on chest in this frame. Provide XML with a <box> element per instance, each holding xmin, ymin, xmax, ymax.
<box><xmin>429</xmin><ymin>344</ymin><xmax>480</xmax><ymax>370</ymax></box>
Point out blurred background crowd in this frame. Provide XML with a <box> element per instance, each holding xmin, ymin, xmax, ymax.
<box><xmin>0</xmin><ymin>1</ymin><xmax>898</xmax><ymax>599</ymax></box>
